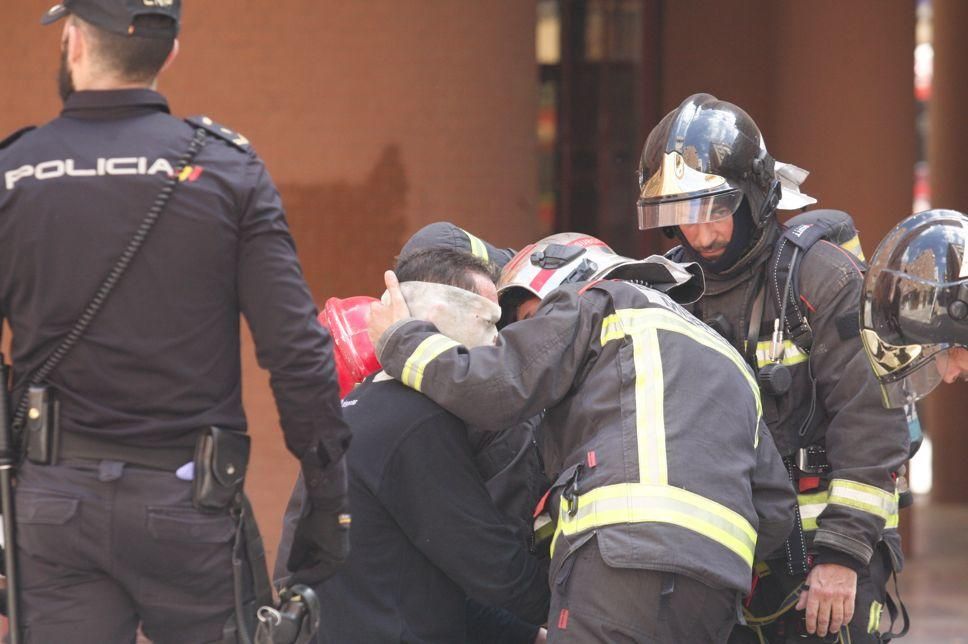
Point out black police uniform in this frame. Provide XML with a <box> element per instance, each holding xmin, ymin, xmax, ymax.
<box><xmin>0</xmin><ymin>89</ymin><xmax>350</xmax><ymax>642</ymax></box>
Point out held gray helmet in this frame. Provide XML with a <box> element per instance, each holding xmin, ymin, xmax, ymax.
<box><xmin>637</xmin><ymin>93</ymin><xmax>815</xmax><ymax>232</ymax></box>
<box><xmin>860</xmin><ymin>209</ymin><xmax>968</xmax><ymax>408</ymax></box>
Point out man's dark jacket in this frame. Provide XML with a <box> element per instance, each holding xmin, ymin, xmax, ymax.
<box><xmin>305</xmin><ymin>376</ymin><xmax>549</xmax><ymax>643</ymax></box>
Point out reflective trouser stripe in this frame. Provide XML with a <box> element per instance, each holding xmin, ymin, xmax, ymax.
<box><xmin>602</xmin><ymin>308</ymin><xmax>762</xmax><ymax>445</ymax></box>
<box><xmin>462</xmin><ymin>228</ymin><xmax>489</xmax><ymax>261</ymax></box>
<box><xmin>552</xmin><ymin>482</ymin><xmax>757</xmax><ymax>568</ymax></box>
<box><xmin>754</xmin><ymin>338</ymin><xmax>808</xmax><ymax>368</ymax></box>
<box><xmin>797</xmin><ymin>490</ymin><xmax>899</xmax><ymax>532</ymax></box>
<box><xmin>868</xmin><ymin>600</ymin><xmax>883</xmax><ymax>633</ymax></box>
<box><xmin>400</xmin><ymin>334</ymin><xmax>460</xmax><ymax>391</ymax></box>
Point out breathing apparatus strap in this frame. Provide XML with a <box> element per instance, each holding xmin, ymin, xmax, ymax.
<box><xmin>744</xmin><ymin>273</ymin><xmax>767</xmax><ymax>368</ymax></box>
<box><xmin>882</xmin><ymin>570</ymin><xmax>910</xmax><ymax>641</ymax></box>
<box><xmin>782</xmin><ymin>456</ymin><xmax>811</xmax><ymax>577</ymax></box>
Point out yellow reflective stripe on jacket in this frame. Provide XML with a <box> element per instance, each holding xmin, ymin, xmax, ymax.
<box><xmin>601</xmin><ymin>312</ymin><xmax>667</xmax><ymax>484</ymax></box>
<box><xmin>754</xmin><ymin>339</ymin><xmax>808</xmax><ymax>368</ymax></box>
<box><xmin>827</xmin><ymin>479</ymin><xmax>898</xmax><ymax>520</ymax></box>
<box><xmin>628</xmin><ymin>326</ymin><xmax>666</xmax><ymax>484</ymax></box>
<box><xmin>841</xmin><ymin>234</ymin><xmax>865</xmax><ymax>262</ymax></box>
<box><xmin>797</xmin><ymin>489</ymin><xmax>899</xmax><ymax>532</ymax></box>
<box><xmin>461</xmin><ymin>228</ymin><xmax>489</xmax><ymax>261</ymax></box>
<box><xmin>400</xmin><ymin>334</ymin><xmax>460</xmax><ymax>392</ymax></box>
<box><xmin>602</xmin><ymin>308</ymin><xmax>762</xmax><ymax>429</ymax></box>
<box><xmin>636</xmin><ymin>328</ymin><xmax>666</xmax><ymax>484</ymax></box>
<box><xmin>553</xmin><ymin>482</ymin><xmax>757</xmax><ymax>568</ymax></box>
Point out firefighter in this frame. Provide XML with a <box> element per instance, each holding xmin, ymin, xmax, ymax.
<box><xmin>368</xmin><ymin>232</ymin><xmax>796</xmax><ymax>643</ymax></box>
<box><xmin>860</xmin><ymin>209</ymin><xmax>968</xmax><ymax>402</ymax></box>
<box><xmin>636</xmin><ymin>93</ymin><xmax>910</xmax><ymax>642</ymax></box>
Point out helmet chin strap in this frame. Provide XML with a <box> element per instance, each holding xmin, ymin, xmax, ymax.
<box><xmin>756</xmin><ymin>180</ymin><xmax>782</xmax><ymax>226</ymax></box>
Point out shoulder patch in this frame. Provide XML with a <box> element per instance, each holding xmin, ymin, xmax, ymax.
<box><xmin>0</xmin><ymin>126</ymin><xmax>37</xmax><ymax>151</ymax></box>
<box><xmin>185</xmin><ymin>115</ymin><xmax>250</xmax><ymax>152</ymax></box>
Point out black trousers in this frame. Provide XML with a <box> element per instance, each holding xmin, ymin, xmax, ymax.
<box><xmin>730</xmin><ymin>546</ymin><xmax>895</xmax><ymax>644</ymax></box>
<box><xmin>547</xmin><ymin>536</ymin><xmax>737</xmax><ymax>643</ymax></box>
<box><xmin>15</xmin><ymin>460</ymin><xmax>240</xmax><ymax>644</ymax></box>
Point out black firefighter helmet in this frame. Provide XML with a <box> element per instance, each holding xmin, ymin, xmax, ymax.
<box><xmin>860</xmin><ymin>209</ymin><xmax>968</xmax><ymax>407</ymax></box>
<box><xmin>637</xmin><ymin>93</ymin><xmax>816</xmax><ymax>233</ymax></box>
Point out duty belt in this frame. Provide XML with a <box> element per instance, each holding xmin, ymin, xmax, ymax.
<box><xmin>58</xmin><ymin>431</ymin><xmax>197</xmax><ymax>471</ymax></box>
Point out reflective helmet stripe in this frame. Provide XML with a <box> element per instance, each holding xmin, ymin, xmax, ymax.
<box><xmin>461</xmin><ymin>228</ymin><xmax>489</xmax><ymax>262</ymax></box>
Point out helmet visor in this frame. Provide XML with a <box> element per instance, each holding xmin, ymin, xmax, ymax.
<box><xmin>861</xmin><ymin>328</ymin><xmax>949</xmax><ymax>407</ymax></box>
<box><xmin>637</xmin><ymin>190</ymin><xmax>744</xmax><ymax>230</ymax></box>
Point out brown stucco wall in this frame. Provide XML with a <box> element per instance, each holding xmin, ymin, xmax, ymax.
<box><xmin>1</xmin><ymin>0</ymin><xmax>539</xmax><ymax>567</ymax></box>
<box><xmin>659</xmin><ymin>1</ymin><xmax>916</xmax><ymax>247</ymax></box>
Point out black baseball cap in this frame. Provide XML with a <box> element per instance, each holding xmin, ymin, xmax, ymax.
<box><xmin>41</xmin><ymin>0</ymin><xmax>180</xmax><ymax>38</ymax></box>
<box><xmin>398</xmin><ymin>222</ymin><xmax>516</xmax><ymax>269</ymax></box>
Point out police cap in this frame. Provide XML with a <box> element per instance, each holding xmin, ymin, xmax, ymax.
<box><xmin>41</xmin><ymin>0</ymin><xmax>180</xmax><ymax>38</ymax></box>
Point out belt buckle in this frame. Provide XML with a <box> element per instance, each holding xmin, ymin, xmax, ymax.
<box><xmin>796</xmin><ymin>445</ymin><xmax>830</xmax><ymax>475</ymax></box>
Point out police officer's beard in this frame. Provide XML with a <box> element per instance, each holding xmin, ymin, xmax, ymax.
<box><xmin>58</xmin><ymin>48</ymin><xmax>76</xmax><ymax>102</ymax></box>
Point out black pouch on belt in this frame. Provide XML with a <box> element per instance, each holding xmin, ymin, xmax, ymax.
<box><xmin>25</xmin><ymin>385</ymin><xmax>60</xmax><ymax>466</ymax></box>
<box><xmin>192</xmin><ymin>426</ymin><xmax>250</xmax><ymax>512</ymax></box>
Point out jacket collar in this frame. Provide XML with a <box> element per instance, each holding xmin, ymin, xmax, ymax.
<box><xmin>61</xmin><ymin>89</ymin><xmax>170</xmax><ymax>120</ymax></box>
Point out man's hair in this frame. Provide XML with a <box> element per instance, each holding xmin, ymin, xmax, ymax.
<box><xmin>78</xmin><ymin>15</ymin><xmax>175</xmax><ymax>83</ymax></box>
<box><xmin>394</xmin><ymin>248</ymin><xmax>499</xmax><ymax>294</ymax></box>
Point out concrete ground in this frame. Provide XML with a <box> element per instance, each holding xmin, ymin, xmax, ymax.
<box><xmin>895</xmin><ymin>501</ymin><xmax>968</xmax><ymax>643</ymax></box>
<box><xmin>10</xmin><ymin>500</ymin><xmax>968</xmax><ymax>642</ymax></box>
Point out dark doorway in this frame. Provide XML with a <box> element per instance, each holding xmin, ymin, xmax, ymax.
<box><xmin>537</xmin><ymin>0</ymin><xmax>662</xmax><ymax>257</ymax></box>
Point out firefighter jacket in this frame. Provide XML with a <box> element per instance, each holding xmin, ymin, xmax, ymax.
<box><xmin>376</xmin><ymin>279</ymin><xmax>796</xmax><ymax>594</ymax></box>
<box><xmin>673</xmin><ymin>229</ymin><xmax>909</xmax><ymax>568</ymax></box>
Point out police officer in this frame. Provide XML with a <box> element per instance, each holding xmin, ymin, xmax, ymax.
<box><xmin>368</xmin><ymin>233</ymin><xmax>796</xmax><ymax>643</ymax></box>
<box><xmin>860</xmin><ymin>209</ymin><xmax>968</xmax><ymax>402</ymax></box>
<box><xmin>636</xmin><ymin>93</ymin><xmax>910</xmax><ymax>642</ymax></box>
<box><xmin>0</xmin><ymin>2</ymin><xmax>350</xmax><ymax>641</ymax></box>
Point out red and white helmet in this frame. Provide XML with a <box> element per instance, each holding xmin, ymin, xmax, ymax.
<box><xmin>497</xmin><ymin>232</ymin><xmax>704</xmax><ymax>308</ymax></box>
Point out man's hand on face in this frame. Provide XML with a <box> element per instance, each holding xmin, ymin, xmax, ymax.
<box><xmin>367</xmin><ymin>270</ymin><xmax>411</xmax><ymax>347</ymax></box>
<box><xmin>796</xmin><ymin>563</ymin><xmax>858</xmax><ymax>638</ymax></box>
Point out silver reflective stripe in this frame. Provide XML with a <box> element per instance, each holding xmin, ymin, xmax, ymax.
<box><xmin>555</xmin><ymin>482</ymin><xmax>756</xmax><ymax>567</ymax></box>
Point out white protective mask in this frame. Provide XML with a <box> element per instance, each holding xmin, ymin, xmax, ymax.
<box><xmin>383</xmin><ymin>281</ymin><xmax>502</xmax><ymax>348</ymax></box>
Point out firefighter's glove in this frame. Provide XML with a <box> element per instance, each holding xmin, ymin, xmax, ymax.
<box><xmin>287</xmin><ymin>453</ymin><xmax>351</xmax><ymax>586</ymax></box>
